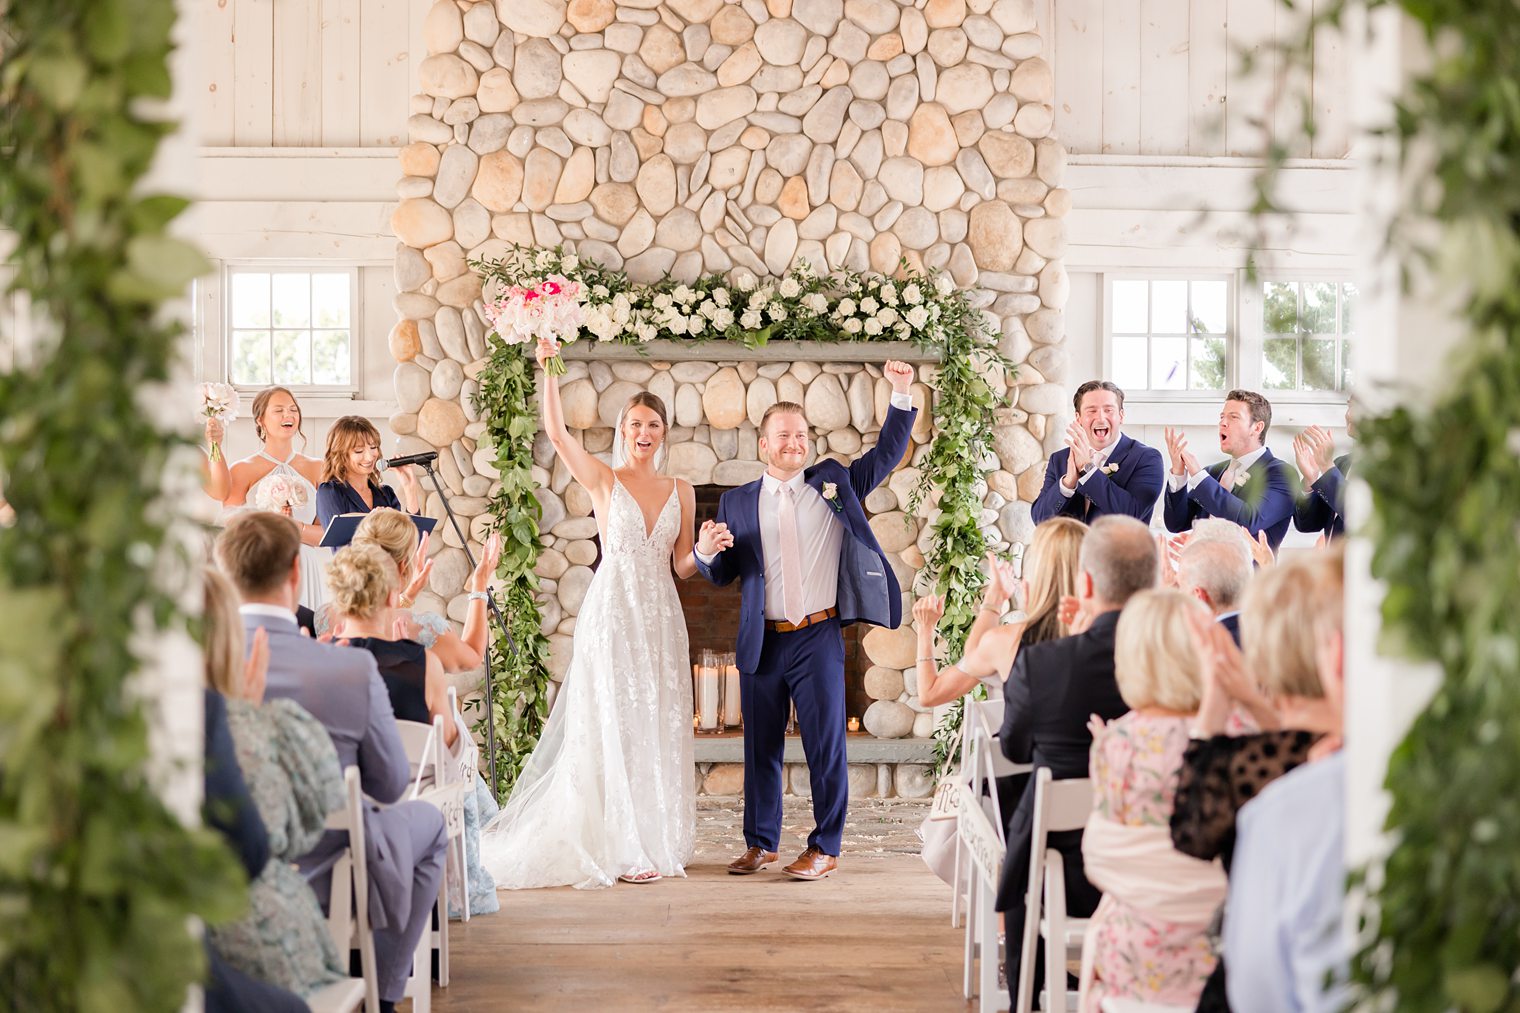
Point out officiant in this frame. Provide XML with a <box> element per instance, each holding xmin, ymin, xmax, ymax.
<box><xmin>1031</xmin><ymin>381</ymin><xmax>1166</xmax><ymax>525</ymax></box>
<box><xmin>315</xmin><ymin>415</ymin><xmax>423</xmax><ymax>529</ymax></box>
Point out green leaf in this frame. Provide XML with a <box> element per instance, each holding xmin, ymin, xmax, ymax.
<box><xmin>28</xmin><ymin>51</ymin><xmax>89</xmax><ymax>110</ymax></box>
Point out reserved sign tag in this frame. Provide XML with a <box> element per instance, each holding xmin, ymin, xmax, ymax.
<box><xmin>928</xmin><ymin>778</ymin><xmax>962</xmax><ymax>821</ymax></box>
<box><xmin>958</xmin><ymin>784</ymin><xmax>1003</xmax><ymax>882</ymax></box>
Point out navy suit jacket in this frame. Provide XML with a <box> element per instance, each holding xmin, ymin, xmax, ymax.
<box><xmin>696</xmin><ymin>403</ymin><xmax>917</xmax><ymax>674</ymax></box>
<box><xmin>1219</xmin><ymin>612</ymin><xmax>1242</xmax><ymax>647</ymax></box>
<box><xmin>1030</xmin><ymin>433</ymin><xmax>1165</xmax><ymax>525</ymax></box>
<box><xmin>1293</xmin><ymin>453</ymin><xmax>1351</xmax><ymax>539</ymax></box>
<box><xmin>1163</xmin><ymin>448</ymin><xmax>1299</xmax><ymax>551</ymax></box>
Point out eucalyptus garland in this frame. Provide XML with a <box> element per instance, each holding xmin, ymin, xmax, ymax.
<box><xmin>472</xmin><ymin>246</ymin><xmax>1008</xmax><ymax>795</ymax></box>
<box><xmin>1253</xmin><ymin>2</ymin><xmax>1520</xmax><ymax>1008</ymax></box>
<box><xmin>0</xmin><ymin>1</ymin><xmax>243</xmax><ymax>1009</ymax></box>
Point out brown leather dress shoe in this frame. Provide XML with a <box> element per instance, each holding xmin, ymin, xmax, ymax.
<box><xmin>782</xmin><ymin>846</ymin><xmax>838</xmax><ymax>881</ymax></box>
<box><xmin>727</xmin><ymin>846</ymin><xmax>779</xmax><ymax>875</ymax></box>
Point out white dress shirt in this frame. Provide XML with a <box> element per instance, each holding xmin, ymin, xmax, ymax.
<box><xmin>239</xmin><ymin>602</ymin><xmax>298</xmax><ymax>625</ymax></box>
<box><xmin>1058</xmin><ymin>438</ymin><xmax>1120</xmax><ymax>498</ymax></box>
<box><xmin>1168</xmin><ymin>444</ymin><xmax>1269</xmax><ymax>494</ymax></box>
<box><xmin>699</xmin><ymin>391</ymin><xmax>914</xmax><ymax>620</ymax></box>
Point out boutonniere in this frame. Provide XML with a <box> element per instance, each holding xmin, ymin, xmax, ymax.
<box><xmin>821</xmin><ymin>481</ymin><xmax>843</xmax><ymax>513</ymax></box>
<box><xmin>1101</xmin><ymin>462</ymin><xmax>1120</xmax><ymax>475</ymax></box>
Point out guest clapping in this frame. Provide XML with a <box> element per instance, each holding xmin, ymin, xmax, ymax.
<box><xmin>315</xmin><ymin>415</ymin><xmax>422</xmax><ymax>528</ymax></box>
<box><xmin>1080</xmin><ymin>590</ymin><xmax>1226</xmax><ymax>1011</ymax></box>
<box><xmin>1031</xmin><ymin>381</ymin><xmax>1164</xmax><ymax>524</ymax></box>
<box><xmin>1293</xmin><ymin>403</ymin><xmax>1353</xmax><ymax>539</ymax></box>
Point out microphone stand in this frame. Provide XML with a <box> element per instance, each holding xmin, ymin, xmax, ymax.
<box><xmin>416</xmin><ymin>458</ymin><xmax>512</xmax><ymax>793</ymax></box>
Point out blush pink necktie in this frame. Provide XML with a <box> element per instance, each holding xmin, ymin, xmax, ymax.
<box><xmin>1220</xmin><ymin>460</ymin><xmax>1239</xmax><ymax>492</ymax></box>
<box><xmin>777</xmin><ymin>484</ymin><xmax>805</xmax><ymax>625</ymax></box>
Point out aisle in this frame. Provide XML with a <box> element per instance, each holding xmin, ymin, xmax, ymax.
<box><xmin>430</xmin><ymin>797</ymin><xmax>967</xmax><ymax>1012</ymax></box>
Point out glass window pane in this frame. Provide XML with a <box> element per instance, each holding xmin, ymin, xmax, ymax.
<box><xmin>1264</xmin><ymin>281</ymin><xmax>1298</xmax><ymax>334</ymax></box>
<box><xmin>231</xmin><ymin>273</ymin><xmax>270</xmax><ymax>328</ymax></box>
<box><xmin>1151</xmin><ymin>336</ymin><xmax>1187</xmax><ymax>390</ymax></box>
<box><xmin>1303</xmin><ymin>338</ymin><xmax>1337</xmax><ymax>390</ymax></box>
<box><xmin>1263</xmin><ymin>337</ymin><xmax>1298</xmax><ymax>389</ymax></box>
<box><xmin>1190</xmin><ymin>336</ymin><xmax>1227</xmax><ymax>390</ymax></box>
<box><xmin>1340</xmin><ymin>339</ymin><xmax>1352</xmax><ymax>390</ymax></box>
<box><xmin>1190</xmin><ymin>280</ymin><xmax>1228</xmax><ymax>334</ymax></box>
<box><xmin>272</xmin><ymin>330</ymin><xmax>310</xmax><ymax>385</ymax></box>
<box><xmin>231</xmin><ymin>330</ymin><xmax>271</xmax><ymax>385</ymax></box>
<box><xmin>1112</xmin><ymin>335</ymin><xmax>1147</xmax><ymax>390</ymax></box>
<box><xmin>1111</xmin><ymin>281</ymin><xmax>1148</xmax><ymax>334</ymax></box>
<box><xmin>311</xmin><ymin>273</ymin><xmax>350</xmax><ymax>327</ymax></box>
<box><xmin>1341</xmin><ymin>282</ymin><xmax>1358</xmax><ymax>333</ymax></box>
<box><xmin>271</xmin><ymin>273</ymin><xmax>311</xmax><ymax>328</ymax></box>
<box><xmin>1151</xmin><ymin>280</ymin><xmax>1188</xmax><ymax>333</ymax></box>
<box><xmin>1301</xmin><ymin>282</ymin><xmax>1337</xmax><ymax>334</ymax></box>
<box><xmin>312</xmin><ymin>330</ymin><xmax>351</xmax><ymax>385</ymax></box>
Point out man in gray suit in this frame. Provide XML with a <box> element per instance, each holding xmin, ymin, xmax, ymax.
<box><xmin>216</xmin><ymin>513</ymin><xmax>445</xmax><ymax>1013</ymax></box>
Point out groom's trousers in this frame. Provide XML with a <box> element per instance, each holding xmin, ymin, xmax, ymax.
<box><xmin>743</xmin><ymin>616</ymin><xmax>848</xmax><ymax>856</ymax></box>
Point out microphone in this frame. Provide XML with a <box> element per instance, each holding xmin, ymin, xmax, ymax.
<box><xmin>375</xmin><ymin>451</ymin><xmax>439</xmax><ymax>471</ymax></box>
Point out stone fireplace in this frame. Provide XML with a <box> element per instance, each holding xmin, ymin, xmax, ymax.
<box><xmin>388</xmin><ymin>0</ymin><xmax>1073</xmax><ymax>797</ymax></box>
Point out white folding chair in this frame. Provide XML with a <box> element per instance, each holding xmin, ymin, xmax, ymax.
<box><xmin>1100</xmin><ymin>1000</ymin><xmax>1194</xmax><ymax>1013</ymax></box>
<box><xmin>317</xmin><ymin>766</ymin><xmax>380</xmax><ymax>1013</ymax></box>
<box><xmin>953</xmin><ymin>696</ymin><xmax>1031</xmax><ymax>928</ymax></box>
<box><xmin>957</xmin><ymin>780</ymin><xmax>1010</xmax><ymax>1013</ymax></box>
<box><xmin>446</xmin><ymin>686</ymin><xmax>476</xmax><ymax>923</ymax></box>
<box><xmin>1014</xmin><ymin>769</ymin><xmax>1094</xmax><ymax>1013</ymax></box>
<box><xmin>399</xmin><ymin>716</ymin><xmax>467</xmax><ymax>1001</ymax></box>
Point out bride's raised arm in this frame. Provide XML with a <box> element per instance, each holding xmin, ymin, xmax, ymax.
<box><xmin>536</xmin><ymin>338</ymin><xmax>613</xmax><ymax>498</ymax></box>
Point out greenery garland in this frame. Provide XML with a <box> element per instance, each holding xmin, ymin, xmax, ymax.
<box><xmin>471</xmin><ymin>246</ymin><xmax>1009</xmax><ymax>795</ymax></box>
<box><xmin>0</xmin><ymin>1</ymin><xmax>244</xmax><ymax>1009</ymax></box>
<box><xmin>1252</xmin><ymin>2</ymin><xmax>1520</xmax><ymax>1007</ymax></box>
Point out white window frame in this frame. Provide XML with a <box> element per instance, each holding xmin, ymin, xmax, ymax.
<box><xmin>1101</xmin><ymin>270</ymin><xmax>1237</xmax><ymax>403</ymax></box>
<box><xmin>218</xmin><ymin>262</ymin><xmax>361</xmax><ymax>396</ymax></box>
<box><xmin>1243</xmin><ymin>270</ymin><xmax>1357</xmax><ymax>400</ymax></box>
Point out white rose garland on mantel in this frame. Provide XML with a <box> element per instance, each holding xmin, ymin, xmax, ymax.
<box><xmin>468</xmin><ymin>244</ymin><xmax>1012</xmax><ymax>788</ymax></box>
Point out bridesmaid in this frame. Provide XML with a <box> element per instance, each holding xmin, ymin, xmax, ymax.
<box><xmin>314</xmin><ymin>415</ymin><xmax>422</xmax><ymax>528</ymax></box>
<box><xmin>223</xmin><ymin>387</ymin><xmax>329</xmax><ymax>608</ymax></box>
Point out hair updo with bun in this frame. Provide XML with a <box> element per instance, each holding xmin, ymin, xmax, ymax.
<box><xmin>326</xmin><ymin>542</ymin><xmax>400</xmax><ymax>620</ymax></box>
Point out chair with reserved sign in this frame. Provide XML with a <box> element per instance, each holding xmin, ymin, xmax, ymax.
<box><xmin>395</xmin><ymin>716</ymin><xmax>467</xmax><ymax>1006</ymax></box>
<box><xmin>311</xmin><ymin>766</ymin><xmax>380</xmax><ymax>1013</ymax></box>
<box><xmin>1014</xmin><ymin>769</ymin><xmax>1095</xmax><ymax>1013</ymax></box>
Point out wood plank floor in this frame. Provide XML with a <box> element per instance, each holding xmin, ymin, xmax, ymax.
<box><xmin>428</xmin><ymin>800</ymin><xmax>970</xmax><ymax>1012</ymax></box>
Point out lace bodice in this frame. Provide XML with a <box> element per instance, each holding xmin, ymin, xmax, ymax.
<box><xmin>600</xmin><ymin>478</ymin><xmax>680</xmax><ymax>564</ymax></box>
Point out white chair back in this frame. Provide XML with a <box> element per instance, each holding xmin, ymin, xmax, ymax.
<box><xmin>403</xmin><ymin>714</ymin><xmax>467</xmax><ymax>999</ymax></box>
<box><xmin>1015</xmin><ymin>769</ymin><xmax>1094</xmax><ymax>1013</ymax></box>
<box><xmin>322</xmin><ymin>766</ymin><xmax>380</xmax><ymax>1013</ymax></box>
<box><xmin>394</xmin><ymin>719</ymin><xmax>440</xmax><ymax>797</ymax></box>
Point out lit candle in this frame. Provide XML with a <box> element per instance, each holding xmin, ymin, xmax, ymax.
<box><xmin>697</xmin><ymin>663</ymin><xmax>720</xmax><ymax>731</ymax></box>
<box><xmin>723</xmin><ymin>663</ymin><xmax>743</xmax><ymax>727</ymax></box>
<box><xmin>847</xmin><ymin>716</ymin><xmax>861</xmax><ymax>733</ymax></box>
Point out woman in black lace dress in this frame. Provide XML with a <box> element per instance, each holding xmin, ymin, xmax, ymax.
<box><xmin>1170</xmin><ymin>551</ymin><xmax>1344</xmax><ymax>1012</ymax></box>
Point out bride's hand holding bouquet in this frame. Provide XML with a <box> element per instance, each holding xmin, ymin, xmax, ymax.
<box><xmin>485</xmin><ymin>274</ymin><xmax>584</xmax><ymax>376</ymax></box>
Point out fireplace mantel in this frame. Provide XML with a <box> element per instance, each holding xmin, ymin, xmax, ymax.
<box><xmin>561</xmin><ymin>340</ymin><xmax>942</xmax><ymax>364</ymax></box>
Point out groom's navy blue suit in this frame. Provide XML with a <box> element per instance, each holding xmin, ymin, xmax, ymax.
<box><xmin>696</xmin><ymin>402</ymin><xmax>916</xmax><ymax>857</ymax></box>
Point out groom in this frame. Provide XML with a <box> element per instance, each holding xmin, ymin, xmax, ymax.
<box><xmin>696</xmin><ymin>360</ymin><xmax>918</xmax><ymax>881</ymax></box>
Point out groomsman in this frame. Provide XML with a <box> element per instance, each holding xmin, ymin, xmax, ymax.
<box><xmin>1293</xmin><ymin>404</ymin><xmax>1353</xmax><ymax>539</ymax></box>
<box><xmin>1031</xmin><ymin>380</ymin><xmax>1165</xmax><ymax>524</ymax></box>
<box><xmin>1163</xmin><ymin>390</ymin><xmax>1298</xmax><ymax>551</ymax></box>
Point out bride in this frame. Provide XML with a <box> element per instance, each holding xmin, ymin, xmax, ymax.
<box><xmin>478</xmin><ymin>339</ymin><xmax>731</xmax><ymax>888</ymax></box>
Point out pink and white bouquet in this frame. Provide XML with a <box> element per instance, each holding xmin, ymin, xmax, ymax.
<box><xmin>198</xmin><ymin>381</ymin><xmax>240</xmax><ymax>461</ymax></box>
<box><xmin>254</xmin><ymin>474</ymin><xmax>308</xmax><ymax>514</ymax></box>
<box><xmin>483</xmin><ymin>274</ymin><xmax>585</xmax><ymax>376</ymax></box>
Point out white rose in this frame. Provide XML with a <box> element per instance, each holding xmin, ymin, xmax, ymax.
<box><xmin>735</xmin><ymin>271</ymin><xmax>757</xmax><ymax>291</ymax></box>
<box><xmin>863</xmin><ymin>318</ymin><xmax>883</xmax><ymax>336</ymax></box>
<box><xmin>593</xmin><ymin>284</ymin><xmax>610</xmax><ymax>299</ymax></box>
<box><xmin>839</xmin><ymin>298</ymin><xmax>857</xmax><ymax>316</ymax></box>
<box><xmin>769</xmin><ymin>304</ymin><xmax>788</xmax><ymax>322</ymax></box>
<box><xmin>879</xmin><ymin>307</ymin><xmax>900</xmax><ymax>326</ymax></box>
<box><xmin>562</xmin><ymin>255</ymin><xmax>579</xmax><ymax>272</ymax></box>
<box><xmin>535</xmin><ymin>250</ymin><xmax>553</xmax><ymax>270</ymax></box>
<box><xmin>860</xmin><ymin>296</ymin><xmax>879</xmax><ymax>314</ymax></box>
<box><xmin>700</xmin><ymin>300</ymin><xmax>718</xmax><ymax>319</ymax></box>
<box><xmin>688</xmin><ymin>314</ymin><xmax>705</xmax><ymax>334</ymax></box>
<box><xmin>880</xmin><ymin>283</ymin><xmax>897</xmax><ymax>305</ymax></box>
<box><xmin>741</xmin><ymin>310</ymin><xmax>763</xmax><ymax>329</ymax></box>
<box><xmin>669</xmin><ymin>316</ymin><xmax>689</xmax><ymax>336</ymax></box>
<box><xmin>843</xmin><ymin>318</ymin><xmax>863</xmax><ymax>334</ymax></box>
<box><xmin>713</xmin><ymin>308</ymin><xmax>735</xmax><ymax>329</ymax></box>
<box><xmin>804</xmin><ymin>293</ymin><xmax>828</xmax><ymax>314</ymax></box>
<box><xmin>639</xmin><ymin>324</ymin><xmax>657</xmax><ymax>342</ymax></box>
<box><xmin>674</xmin><ymin>285</ymin><xmax>695</xmax><ymax>304</ymax></box>
<box><xmin>903</xmin><ymin>283</ymin><xmax>922</xmax><ymax>305</ymax></box>
<box><xmin>654</xmin><ymin>293</ymin><xmax>673</xmax><ymax>310</ymax></box>
<box><xmin>895</xmin><ymin>322</ymin><xmax>911</xmax><ymax>339</ymax></box>
<box><xmin>906</xmin><ymin>306</ymin><xmax>930</xmax><ymax>329</ymax></box>
<box><xmin>935</xmin><ymin>274</ymin><xmax>955</xmax><ymax>296</ymax></box>
<box><xmin>714</xmin><ymin>287</ymin><xmax>730</xmax><ymax>306</ymax></box>
<box><xmin>778</xmin><ymin>277</ymin><xmax>801</xmax><ymax>298</ymax></box>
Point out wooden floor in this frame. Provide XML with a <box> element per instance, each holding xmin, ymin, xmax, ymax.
<box><xmin>429</xmin><ymin>802</ymin><xmax>969</xmax><ymax>1011</ymax></box>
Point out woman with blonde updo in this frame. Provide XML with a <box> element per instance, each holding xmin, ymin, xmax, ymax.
<box><xmin>326</xmin><ymin>542</ymin><xmax>455</xmax><ymax>746</ymax></box>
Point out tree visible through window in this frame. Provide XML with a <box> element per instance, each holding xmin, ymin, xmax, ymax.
<box><xmin>1263</xmin><ymin>280</ymin><xmax>1356</xmax><ymax>392</ymax></box>
<box><xmin>1109</xmin><ymin>278</ymin><xmax>1231</xmax><ymax>392</ymax></box>
<box><xmin>228</xmin><ymin>269</ymin><xmax>353</xmax><ymax>388</ymax></box>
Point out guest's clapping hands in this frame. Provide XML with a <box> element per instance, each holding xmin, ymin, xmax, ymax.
<box><xmin>1157</xmin><ymin>532</ymin><xmax>1187</xmax><ymax>587</ymax></box>
<box><xmin>468</xmin><ymin>532</ymin><xmax>503</xmax><ymax>594</ymax></box>
<box><xmin>1185</xmin><ymin>605</ymin><xmax>1277</xmax><ymax>735</ymax></box>
<box><xmin>697</xmin><ymin>519</ymin><xmax>734</xmax><ymax>555</ymax></box>
<box><xmin>1293</xmin><ymin>426</ymin><xmax>1336</xmax><ymax>485</ymax></box>
<box><xmin>1066</xmin><ymin>421</ymin><xmax>1094</xmax><ymax>472</ymax></box>
<box><xmin>403</xmin><ymin>531</ymin><xmax>434</xmax><ymax>603</ymax></box>
<box><xmin>1058</xmin><ymin>594</ymin><xmax>1095</xmax><ymax>634</ymax></box>
<box><xmin>1086</xmin><ymin>712</ymin><xmax>1108</xmax><ymax>741</ymax></box>
<box><xmin>979</xmin><ymin>552</ymin><xmax>1025</xmax><ymax>613</ymax></box>
<box><xmin>1245</xmin><ymin>529</ymin><xmax>1275</xmax><ymax>568</ymax></box>
<box><xmin>1164</xmin><ymin>427</ymin><xmax>1189</xmax><ymax>477</ymax></box>
<box><xmin>243</xmin><ymin>626</ymin><xmax>269</xmax><ymax>704</ymax></box>
<box><xmin>884</xmin><ymin>360</ymin><xmax>914</xmax><ymax>394</ymax></box>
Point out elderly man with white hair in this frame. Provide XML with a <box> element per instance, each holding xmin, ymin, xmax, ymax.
<box><xmin>1176</xmin><ymin>520</ymin><xmax>1254</xmax><ymax>646</ymax></box>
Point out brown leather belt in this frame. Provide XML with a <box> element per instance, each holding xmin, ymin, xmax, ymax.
<box><xmin>765</xmin><ymin>607</ymin><xmax>839</xmax><ymax>633</ymax></box>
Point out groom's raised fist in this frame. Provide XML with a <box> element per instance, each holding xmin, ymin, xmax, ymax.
<box><xmin>697</xmin><ymin>519</ymin><xmax>734</xmax><ymax>555</ymax></box>
<box><xmin>883</xmin><ymin>360</ymin><xmax>914</xmax><ymax>394</ymax></box>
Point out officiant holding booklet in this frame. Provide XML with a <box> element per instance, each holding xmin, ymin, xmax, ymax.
<box><xmin>315</xmin><ymin>415</ymin><xmax>424</xmax><ymax>529</ymax></box>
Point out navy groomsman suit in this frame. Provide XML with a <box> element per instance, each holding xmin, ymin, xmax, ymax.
<box><xmin>1031</xmin><ymin>433</ymin><xmax>1166</xmax><ymax>525</ymax></box>
<box><xmin>1293</xmin><ymin>453</ymin><xmax>1351</xmax><ymax>539</ymax></box>
<box><xmin>696</xmin><ymin>399</ymin><xmax>916</xmax><ymax>859</ymax></box>
<box><xmin>1164</xmin><ymin>447</ymin><xmax>1299</xmax><ymax>551</ymax></box>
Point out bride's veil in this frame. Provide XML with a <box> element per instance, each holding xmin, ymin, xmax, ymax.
<box><xmin>610</xmin><ymin>405</ymin><xmax>668</xmax><ymax>471</ymax></box>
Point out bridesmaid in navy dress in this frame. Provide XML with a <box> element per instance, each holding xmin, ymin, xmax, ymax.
<box><xmin>314</xmin><ymin>415</ymin><xmax>422</xmax><ymax>528</ymax></box>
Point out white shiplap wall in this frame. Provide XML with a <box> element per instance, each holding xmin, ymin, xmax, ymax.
<box><xmin>197</xmin><ymin>0</ymin><xmax>417</xmax><ymax>147</ymax></box>
<box><xmin>1053</xmin><ymin>0</ymin><xmax>1351</xmax><ymax>159</ymax></box>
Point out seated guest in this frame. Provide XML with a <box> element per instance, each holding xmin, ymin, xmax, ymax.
<box><xmin>1032</xmin><ymin>381</ymin><xmax>1165</xmax><ymax>524</ymax></box>
<box><xmin>1224</xmin><ymin>547</ymin><xmax>1349</xmax><ymax>1013</ymax></box>
<box><xmin>1163</xmin><ymin>390</ymin><xmax>1298</xmax><ymax>551</ymax></box>
<box><xmin>1170</xmin><ymin>549</ymin><xmax>1343</xmax><ymax>1011</ymax></box>
<box><xmin>1080</xmin><ymin>590</ymin><xmax>1227</xmax><ymax>1012</ymax></box>
<box><xmin>202</xmin><ymin>685</ymin><xmax>310</xmax><ymax>1013</ymax></box>
<box><xmin>203</xmin><ymin>567</ymin><xmax>347</xmax><ymax>1000</ymax></box>
<box><xmin>995</xmin><ymin>515</ymin><xmax>1157</xmax><ymax>989</ymax></box>
<box><xmin>315</xmin><ymin>415</ymin><xmax>422</xmax><ymax>529</ymax></box>
<box><xmin>915</xmin><ymin>518</ymin><xmax>1088</xmax><ymax>884</ymax></box>
<box><xmin>1292</xmin><ymin>404</ymin><xmax>1353</xmax><ymax>539</ymax></box>
<box><xmin>1176</xmin><ymin>522</ymin><xmax>1253</xmax><ymax>645</ymax></box>
<box><xmin>315</xmin><ymin>507</ymin><xmax>498</xmax><ymax>674</ymax></box>
<box><xmin>216</xmin><ymin>512</ymin><xmax>445</xmax><ymax>1013</ymax></box>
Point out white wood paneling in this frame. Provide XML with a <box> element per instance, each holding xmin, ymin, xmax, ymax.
<box><xmin>1223</xmin><ymin>0</ymin><xmax>1277</xmax><ymax>157</ymax></box>
<box><xmin>1139</xmin><ymin>0</ymin><xmax>1190</xmax><ymax>155</ymax></box>
<box><xmin>1187</xmin><ymin>0</ymin><xmax>1228</xmax><ymax>156</ymax></box>
<box><xmin>1101</xmin><ymin>0</ymin><xmax>1141</xmax><ymax>154</ymax></box>
<box><xmin>197</xmin><ymin>0</ymin><xmax>238</xmax><ymax>146</ymax></box>
<box><xmin>1054</xmin><ymin>0</ymin><xmax>1104</xmax><ymax>156</ymax></box>
<box><xmin>321</xmin><ymin>0</ymin><xmax>363</xmax><ymax>146</ymax></box>
<box><xmin>359</xmin><ymin>0</ymin><xmax>412</xmax><ymax>148</ymax></box>
<box><xmin>1311</xmin><ymin>2</ymin><xmax>1351</xmax><ymax>158</ymax></box>
<box><xmin>232</xmin><ymin>0</ymin><xmax>275</xmax><ymax>145</ymax></box>
<box><xmin>273</xmin><ymin>0</ymin><xmax>323</xmax><ymax>146</ymax></box>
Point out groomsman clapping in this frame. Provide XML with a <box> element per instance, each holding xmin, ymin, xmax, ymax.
<box><xmin>1293</xmin><ymin>403</ymin><xmax>1353</xmax><ymax>539</ymax></box>
<box><xmin>1031</xmin><ymin>380</ymin><xmax>1165</xmax><ymax>524</ymax></box>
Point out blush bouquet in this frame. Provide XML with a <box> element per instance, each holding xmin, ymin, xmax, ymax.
<box><xmin>198</xmin><ymin>381</ymin><xmax>240</xmax><ymax>460</ymax></box>
<box><xmin>483</xmin><ymin>274</ymin><xmax>585</xmax><ymax>376</ymax></box>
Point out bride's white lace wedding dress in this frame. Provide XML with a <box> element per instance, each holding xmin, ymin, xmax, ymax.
<box><xmin>478</xmin><ymin>477</ymin><xmax>695</xmax><ymax>889</ymax></box>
